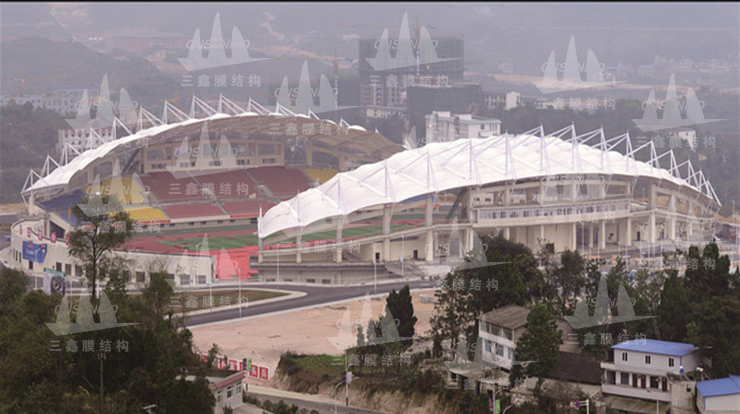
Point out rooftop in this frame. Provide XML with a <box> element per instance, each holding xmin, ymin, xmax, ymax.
<box><xmin>697</xmin><ymin>375</ymin><xmax>740</xmax><ymax>398</ymax></box>
<box><xmin>612</xmin><ymin>339</ymin><xmax>698</xmax><ymax>357</ymax></box>
<box><xmin>480</xmin><ymin>305</ymin><xmax>530</xmax><ymax>329</ymax></box>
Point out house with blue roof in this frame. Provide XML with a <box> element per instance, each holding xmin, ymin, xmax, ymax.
<box><xmin>601</xmin><ymin>339</ymin><xmax>703</xmax><ymax>412</ymax></box>
<box><xmin>696</xmin><ymin>375</ymin><xmax>740</xmax><ymax>413</ymax></box>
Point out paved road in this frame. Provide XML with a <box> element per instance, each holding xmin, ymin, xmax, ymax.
<box><xmin>247</xmin><ymin>384</ymin><xmax>385</xmax><ymax>414</ymax></box>
<box><xmin>184</xmin><ymin>280</ymin><xmax>437</xmax><ymax>327</ymax></box>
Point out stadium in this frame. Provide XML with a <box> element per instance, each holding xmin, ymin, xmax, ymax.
<box><xmin>8</xmin><ymin>95</ymin><xmax>722</xmax><ymax>287</ymax></box>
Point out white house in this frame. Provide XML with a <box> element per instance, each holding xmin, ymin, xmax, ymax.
<box><xmin>478</xmin><ymin>305</ymin><xmax>577</xmax><ymax>371</ymax></box>
<box><xmin>186</xmin><ymin>370</ymin><xmax>245</xmax><ymax>414</ymax></box>
<box><xmin>696</xmin><ymin>375</ymin><xmax>740</xmax><ymax>413</ymax></box>
<box><xmin>601</xmin><ymin>339</ymin><xmax>701</xmax><ymax>407</ymax></box>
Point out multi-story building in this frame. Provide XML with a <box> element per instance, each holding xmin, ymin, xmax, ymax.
<box><xmin>358</xmin><ymin>37</ymin><xmax>464</xmax><ymax>113</ymax></box>
<box><xmin>57</xmin><ymin>128</ymin><xmax>116</xmax><ymax>154</ymax></box>
<box><xmin>406</xmin><ymin>81</ymin><xmax>484</xmax><ymax>135</ymax></box>
<box><xmin>601</xmin><ymin>339</ymin><xmax>701</xmax><ymax>407</ymax></box>
<box><xmin>478</xmin><ymin>305</ymin><xmax>577</xmax><ymax>371</ymax></box>
<box><xmin>425</xmin><ymin>111</ymin><xmax>501</xmax><ymax>144</ymax></box>
<box><xmin>1</xmin><ymin>88</ymin><xmax>97</xmax><ymax>116</ymax></box>
<box><xmin>696</xmin><ymin>376</ymin><xmax>740</xmax><ymax>414</ymax></box>
<box><xmin>484</xmin><ymin>91</ymin><xmax>522</xmax><ymax>111</ymax></box>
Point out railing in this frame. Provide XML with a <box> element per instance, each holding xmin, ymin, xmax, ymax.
<box><xmin>477</xmin><ymin>199</ymin><xmax>631</xmax><ymax>222</ymax></box>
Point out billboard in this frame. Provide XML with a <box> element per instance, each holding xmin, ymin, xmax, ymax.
<box><xmin>22</xmin><ymin>241</ymin><xmax>48</xmax><ymax>264</ymax></box>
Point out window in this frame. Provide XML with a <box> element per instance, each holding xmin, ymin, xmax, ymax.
<box><xmin>620</xmin><ymin>373</ymin><xmax>630</xmax><ymax>385</ymax></box>
<box><xmin>236</xmin><ymin>381</ymin><xmax>242</xmax><ymax>393</ymax></box>
<box><xmin>495</xmin><ymin>344</ymin><xmax>504</xmax><ymax>357</ymax></box>
<box><xmin>76</xmin><ymin>265</ymin><xmax>83</xmax><ymax>276</ymax></box>
<box><xmin>216</xmin><ymin>391</ymin><xmax>222</xmax><ymax>402</ymax></box>
<box><xmin>645</xmin><ymin>355</ymin><xmax>651</xmax><ymax>364</ymax></box>
<box><xmin>485</xmin><ymin>340</ymin><xmax>492</xmax><ymax>353</ymax></box>
<box><xmin>197</xmin><ymin>275</ymin><xmax>207</xmax><ymax>285</ymax></box>
<box><xmin>56</xmin><ymin>262</ymin><xmax>62</xmax><ymax>272</ymax></box>
<box><xmin>621</xmin><ymin>352</ymin><xmax>628</xmax><ymax>362</ymax></box>
<box><xmin>668</xmin><ymin>358</ymin><xmax>674</xmax><ymax>367</ymax></box>
<box><xmin>65</xmin><ymin>264</ymin><xmax>72</xmax><ymax>275</ymax></box>
<box><xmin>136</xmin><ymin>271</ymin><xmax>146</xmax><ymax>283</ymax></box>
<box><xmin>306</xmin><ymin>278</ymin><xmax>316</xmax><ymax>283</ymax></box>
<box><xmin>180</xmin><ymin>274</ymin><xmax>190</xmax><ymax>285</ymax></box>
<box><xmin>508</xmin><ymin>347</ymin><xmax>514</xmax><ymax>360</ymax></box>
<box><xmin>226</xmin><ymin>385</ymin><xmax>233</xmax><ymax>398</ymax></box>
<box><xmin>503</xmin><ymin>328</ymin><xmax>513</xmax><ymax>340</ymax></box>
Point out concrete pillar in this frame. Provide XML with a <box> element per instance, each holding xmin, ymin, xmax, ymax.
<box><xmin>306</xmin><ymin>146</ymin><xmax>313</xmax><ymax>167</ymax></box>
<box><xmin>570</xmin><ymin>222</ymin><xmax>577</xmax><ymax>251</ymax></box>
<box><xmin>467</xmin><ymin>190</ymin><xmax>475</xmax><ymax>223</ymax></box>
<box><xmin>599</xmin><ymin>220</ymin><xmax>606</xmax><ymax>250</ymax></box>
<box><xmin>383</xmin><ymin>206</ymin><xmax>391</xmax><ymax>261</ymax></box>
<box><xmin>504</xmin><ymin>226</ymin><xmax>511</xmax><ymax>240</ymax></box>
<box><xmin>296</xmin><ymin>232</ymin><xmax>302</xmax><ymax>264</ymax></box>
<box><xmin>589</xmin><ymin>222</ymin><xmax>594</xmax><ymax>249</ymax></box>
<box><xmin>570</xmin><ymin>181</ymin><xmax>578</xmax><ymax>202</ymax></box>
<box><xmin>649</xmin><ymin>213</ymin><xmax>656</xmax><ymax>243</ymax></box>
<box><xmin>622</xmin><ymin>217</ymin><xmax>632</xmax><ymax>247</ymax></box>
<box><xmin>539</xmin><ymin>224</ymin><xmax>545</xmax><ymax>243</ymax></box>
<box><xmin>425</xmin><ymin>195</ymin><xmax>433</xmax><ymax>227</ymax></box>
<box><xmin>669</xmin><ymin>217</ymin><xmax>677</xmax><ymax>241</ymax></box>
<box><xmin>503</xmin><ymin>184</ymin><xmax>510</xmax><ymax>206</ymax></box>
<box><xmin>258</xmin><ymin>238</ymin><xmax>264</xmax><ymax>263</ymax></box>
<box><xmin>335</xmin><ymin>220</ymin><xmax>343</xmax><ymax>263</ymax></box>
<box><xmin>599</xmin><ymin>181</ymin><xmax>607</xmax><ymax>199</ymax></box>
<box><xmin>426</xmin><ymin>229</ymin><xmax>434</xmax><ymax>262</ymax></box>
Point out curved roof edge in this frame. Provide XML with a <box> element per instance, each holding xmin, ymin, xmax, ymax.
<box><xmin>259</xmin><ymin>126</ymin><xmax>720</xmax><ymax>238</ymax></box>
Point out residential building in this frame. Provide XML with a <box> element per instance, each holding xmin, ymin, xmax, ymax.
<box><xmin>1</xmin><ymin>88</ymin><xmax>97</xmax><ymax>116</ymax></box>
<box><xmin>484</xmin><ymin>91</ymin><xmax>522</xmax><ymax>111</ymax></box>
<box><xmin>406</xmin><ymin>81</ymin><xmax>485</xmax><ymax>136</ymax></box>
<box><xmin>425</xmin><ymin>111</ymin><xmax>501</xmax><ymax>144</ymax></box>
<box><xmin>358</xmin><ymin>37</ymin><xmax>464</xmax><ymax>110</ymax></box>
<box><xmin>57</xmin><ymin>128</ymin><xmax>115</xmax><ymax>153</ymax></box>
<box><xmin>185</xmin><ymin>369</ymin><xmax>245</xmax><ymax>414</ymax></box>
<box><xmin>696</xmin><ymin>376</ymin><xmax>740</xmax><ymax>414</ymax></box>
<box><xmin>478</xmin><ymin>305</ymin><xmax>577</xmax><ymax>371</ymax></box>
<box><xmin>601</xmin><ymin>339</ymin><xmax>701</xmax><ymax>412</ymax></box>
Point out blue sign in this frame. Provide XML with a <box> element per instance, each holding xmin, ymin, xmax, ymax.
<box><xmin>22</xmin><ymin>241</ymin><xmax>48</xmax><ymax>264</ymax></box>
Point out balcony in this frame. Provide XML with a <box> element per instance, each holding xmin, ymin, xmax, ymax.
<box><xmin>601</xmin><ymin>383</ymin><xmax>671</xmax><ymax>403</ymax></box>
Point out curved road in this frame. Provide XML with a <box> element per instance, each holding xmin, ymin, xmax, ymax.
<box><xmin>184</xmin><ymin>280</ymin><xmax>437</xmax><ymax>327</ymax></box>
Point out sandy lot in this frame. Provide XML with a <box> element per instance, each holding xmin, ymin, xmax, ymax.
<box><xmin>190</xmin><ymin>289</ymin><xmax>436</xmax><ymax>381</ymax></box>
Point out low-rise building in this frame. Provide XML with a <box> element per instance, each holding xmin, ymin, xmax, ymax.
<box><xmin>601</xmin><ymin>339</ymin><xmax>701</xmax><ymax>413</ymax></box>
<box><xmin>425</xmin><ymin>111</ymin><xmax>501</xmax><ymax>143</ymax></box>
<box><xmin>696</xmin><ymin>375</ymin><xmax>740</xmax><ymax>414</ymax></box>
<box><xmin>478</xmin><ymin>305</ymin><xmax>578</xmax><ymax>371</ymax></box>
<box><xmin>185</xmin><ymin>369</ymin><xmax>245</xmax><ymax>414</ymax></box>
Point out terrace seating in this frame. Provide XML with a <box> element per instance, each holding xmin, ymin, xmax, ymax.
<box><xmin>163</xmin><ymin>203</ymin><xmax>225</xmax><ymax>220</ymax></box>
<box><xmin>221</xmin><ymin>200</ymin><xmax>275</xmax><ymax>217</ymax></box>
<box><xmin>139</xmin><ymin>172</ymin><xmax>205</xmax><ymax>203</ymax></box>
<box><xmin>85</xmin><ymin>177</ymin><xmax>148</xmax><ymax>205</ymax></box>
<box><xmin>125</xmin><ymin>207</ymin><xmax>169</xmax><ymax>222</ymax></box>
<box><xmin>247</xmin><ymin>166</ymin><xmax>311</xmax><ymax>196</ymax></box>
<box><xmin>189</xmin><ymin>169</ymin><xmax>259</xmax><ymax>200</ymax></box>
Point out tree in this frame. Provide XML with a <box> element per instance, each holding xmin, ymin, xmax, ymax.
<box><xmin>68</xmin><ymin>194</ymin><xmax>134</xmax><ymax>304</ymax></box>
<box><xmin>657</xmin><ymin>271</ymin><xmax>690</xmax><ymax>342</ymax></box>
<box><xmin>688</xmin><ymin>296</ymin><xmax>740</xmax><ymax>377</ymax></box>
<box><xmin>385</xmin><ymin>285</ymin><xmax>417</xmax><ymax>347</ymax></box>
<box><xmin>356</xmin><ymin>326</ymin><xmax>365</xmax><ymax>348</ymax></box>
<box><xmin>684</xmin><ymin>242</ymin><xmax>733</xmax><ymax>302</ymax></box>
<box><xmin>509</xmin><ymin>304</ymin><xmax>562</xmax><ymax>392</ymax></box>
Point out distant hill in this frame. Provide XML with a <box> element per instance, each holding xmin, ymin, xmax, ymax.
<box><xmin>1</xmin><ymin>37</ymin><xmax>166</xmax><ymax>95</ymax></box>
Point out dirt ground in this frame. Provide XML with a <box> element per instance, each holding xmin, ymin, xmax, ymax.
<box><xmin>190</xmin><ymin>289</ymin><xmax>437</xmax><ymax>382</ymax></box>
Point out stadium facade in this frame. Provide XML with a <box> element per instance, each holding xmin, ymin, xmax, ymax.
<box><xmin>255</xmin><ymin>124</ymin><xmax>721</xmax><ymax>283</ymax></box>
<box><xmin>7</xmin><ymin>95</ymin><xmax>722</xmax><ymax>287</ymax></box>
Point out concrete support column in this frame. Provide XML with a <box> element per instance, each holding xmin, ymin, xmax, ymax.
<box><xmin>335</xmin><ymin>220</ymin><xmax>343</xmax><ymax>263</ymax></box>
<box><xmin>503</xmin><ymin>184</ymin><xmax>510</xmax><ymax>206</ymax></box>
<box><xmin>599</xmin><ymin>181</ymin><xmax>607</xmax><ymax>199</ymax></box>
<box><xmin>503</xmin><ymin>226</ymin><xmax>511</xmax><ymax>240</ymax></box>
<box><xmin>649</xmin><ymin>213</ymin><xmax>656</xmax><ymax>243</ymax></box>
<box><xmin>539</xmin><ymin>224</ymin><xmax>545</xmax><ymax>243</ymax></box>
<box><xmin>467</xmin><ymin>190</ymin><xmax>475</xmax><ymax>223</ymax></box>
<box><xmin>296</xmin><ymin>232</ymin><xmax>302</xmax><ymax>264</ymax></box>
<box><xmin>570</xmin><ymin>222</ymin><xmax>577</xmax><ymax>251</ymax></box>
<box><xmin>338</xmin><ymin>154</ymin><xmax>346</xmax><ymax>171</ymax></box>
<box><xmin>306</xmin><ymin>146</ymin><xmax>313</xmax><ymax>167</ymax></box>
<box><xmin>570</xmin><ymin>181</ymin><xmax>578</xmax><ymax>202</ymax></box>
<box><xmin>425</xmin><ymin>195</ymin><xmax>433</xmax><ymax>227</ymax></box>
<box><xmin>622</xmin><ymin>217</ymin><xmax>632</xmax><ymax>247</ymax></box>
<box><xmin>258</xmin><ymin>238</ymin><xmax>264</xmax><ymax>263</ymax></box>
<box><xmin>599</xmin><ymin>220</ymin><xmax>606</xmax><ymax>250</ymax></box>
<box><xmin>589</xmin><ymin>222</ymin><xmax>594</xmax><ymax>249</ymax></box>
<box><xmin>669</xmin><ymin>217</ymin><xmax>677</xmax><ymax>241</ymax></box>
<box><xmin>383</xmin><ymin>206</ymin><xmax>391</xmax><ymax>261</ymax></box>
<box><xmin>426</xmin><ymin>229</ymin><xmax>434</xmax><ymax>262</ymax></box>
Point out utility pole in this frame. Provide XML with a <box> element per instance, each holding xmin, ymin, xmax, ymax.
<box><xmin>344</xmin><ymin>354</ymin><xmax>349</xmax><ymax>406</ymax></box>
